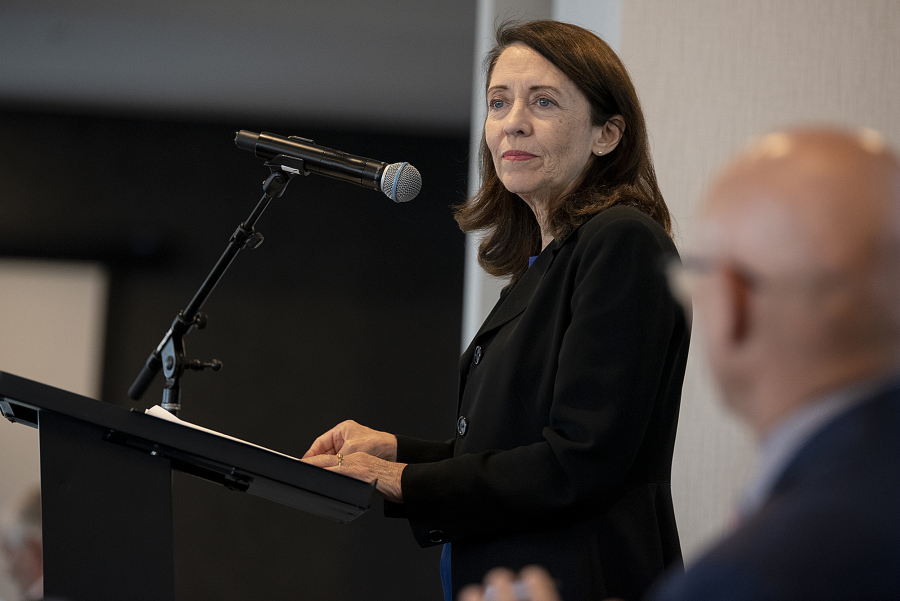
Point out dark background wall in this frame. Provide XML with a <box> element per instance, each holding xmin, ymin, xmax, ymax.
<box><xmin>0</xmin><ymin>105</ymin><xmax>468</xmax><ymax>600</ymax></box>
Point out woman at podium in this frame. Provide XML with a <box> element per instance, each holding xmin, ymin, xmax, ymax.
<box><xmin>303</xmin><ymin>19</ymin><xmax>689</xmax><ymax>601</ymax></box>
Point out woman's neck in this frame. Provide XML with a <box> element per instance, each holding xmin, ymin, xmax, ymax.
<box><xmin>520</xmin><ymin>194</ymin><xmax>554</xmax><ymax>250</ymax></box>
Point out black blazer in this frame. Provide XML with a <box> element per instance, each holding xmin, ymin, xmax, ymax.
<box><xmin>651</xmin><ymin>380</ymin><xmax>900</xmax><ymax>601</ymax></box>
<box><xmin>391</xmin><ymin>205</ymin><xmax>690</xmax><ymax>601</ymax></box>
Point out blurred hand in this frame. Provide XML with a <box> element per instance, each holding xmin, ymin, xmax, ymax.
<box><xmin>302</xmin><ymin>419</ymin><xmax>397</xmax><ymax>461</ymax></box>
<box><xmin>459</xmin><ymin>566</ymin><xmax>561</xmax><ymax>601</ymax></box>
<box><xmin>301</xmin><ymin>451</ymin><xmax>405</xmax><ymax>503</ymax></box>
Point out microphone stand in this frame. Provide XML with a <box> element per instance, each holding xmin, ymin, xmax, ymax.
<box><xmin>128</xmin><ymin>156</ymin><xmax>305</xmax><ymax>415</ymax></box>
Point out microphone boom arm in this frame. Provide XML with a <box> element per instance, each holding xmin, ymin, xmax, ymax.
<box><xmin>127</xmin><ymin>164</ymin><xmax>297</xmax><ymax>412</ymax></box>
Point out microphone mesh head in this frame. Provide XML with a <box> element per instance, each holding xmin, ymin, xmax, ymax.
<box><xmin>381</xmin><ymin>162</ymin><xmax>422</xmax><ymax>202</ymax></box>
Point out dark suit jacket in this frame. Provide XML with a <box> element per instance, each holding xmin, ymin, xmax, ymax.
<box><xmin>651</xmin><ymin>380</ymin><xmax>900</xmax><ymax>601</ymax></box>
<box><xmin>389</xmin><ymin>205</ymin><xmax>690</xmax><ymax>601</ymax></box>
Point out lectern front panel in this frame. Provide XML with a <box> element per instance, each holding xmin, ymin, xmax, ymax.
<box><xmin>40</xmin><ymin>410</ymin><xmax>176</xmax><ymax>601</ymax></box>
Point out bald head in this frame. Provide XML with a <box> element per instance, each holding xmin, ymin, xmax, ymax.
<box><xmin>705</xmin><ymin>129</ymin><xmax>900</xmax><ymax>280</ymax></box>
<box><xmin>694</xmin><ymin>127</ymin><xmax>900</xmax><ymax>435</ymax></box>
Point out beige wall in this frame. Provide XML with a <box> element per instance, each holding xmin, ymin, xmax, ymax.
<box><xmin>621</xmin><ymin>0</ymin><xmax>900</xmax><ymax>560</ymax></box>
<box><xmin>0</xmin><ymin>259</ymin><xmax>108</xmax><ymax>599</ymax></box>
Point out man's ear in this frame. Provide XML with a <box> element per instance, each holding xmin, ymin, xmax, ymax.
<box><xmin>722</xmin><ymin>265</ymin><xmax>754</xmax><ymax>344</ymax></box>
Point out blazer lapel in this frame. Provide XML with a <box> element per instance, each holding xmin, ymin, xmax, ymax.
<box><xmin>469</xmin><ymin>240</ymin><xmax>561</xmax><ymax>349</ymax></box>
<box><xmin>455</xmin><ymin>247</ymin><xmax>549</xmax><ymax>409</ymax></box>
<box><xmin>456</xmin><ymin>226</ymin><xmax>589</xmax><ymax>409</ymax></box>
<box><xmin>470</xmin><ymin>216</ymin><xmax>598</xmax><ymax>346</ymax></box>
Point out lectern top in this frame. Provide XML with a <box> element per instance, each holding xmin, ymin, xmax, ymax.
<box><xmin>0</xmin><ymin>370</ymin><xmax>374</xmax><ymax>523</ymax></box>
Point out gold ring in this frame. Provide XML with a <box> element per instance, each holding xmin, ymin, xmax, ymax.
<box><xmin>337</xmin><ymin>453</ymin><xmax>343</xmax><ymax>467</ymax></box>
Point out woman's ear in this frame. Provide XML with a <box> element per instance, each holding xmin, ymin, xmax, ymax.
<box><xmin>593</xmin><ymin>115</ymin><xmax>625</xmax><ymax>155</ymax></box>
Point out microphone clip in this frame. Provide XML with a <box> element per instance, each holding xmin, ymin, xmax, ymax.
<box><xmin>264</xmin><ymin>154</ymin><xmax>309</xmax><ymax>178</ymax></box>
<box><xmin>255</xmin><ymin>155</ymin><xmax>306</xmax><ymax>205</ymax></box>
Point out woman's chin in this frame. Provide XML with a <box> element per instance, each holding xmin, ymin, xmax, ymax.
<box><xmin>500</xmin><ymin>177</ymin><xmax>541</xmax><ymax>199</ymax></box>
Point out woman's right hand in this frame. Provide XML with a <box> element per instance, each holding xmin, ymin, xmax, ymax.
<box><xmin>302</xmin><ymin>420</ymin><xmax>398</xmax><ymax>461</ymax></box>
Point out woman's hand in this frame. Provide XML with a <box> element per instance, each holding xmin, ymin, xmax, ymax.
<box><xmin>302</xmin><ymin>419</ymin><xmax>397</xmax><ymax>461</ymax></box>
<box><xmin>302</xmin><ymin>420</ymin><xmax>404</xmax><ymax>502</ymax></box>
<box><xmin>301</xmin><ymin>451</ymin><xmax>406</xmax><ymax>503</ymax></box>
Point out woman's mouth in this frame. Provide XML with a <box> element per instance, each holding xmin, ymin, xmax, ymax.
<box><xmin>502</xmin><ymin>150</ymin><xmax>537</xmax><ymax>161</ymax></box>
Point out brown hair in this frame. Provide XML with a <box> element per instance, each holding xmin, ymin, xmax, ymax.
<box><xmin>455</xmin><ymin>20</ymin><xmax>671</xmax><ymax>283</ymax></box>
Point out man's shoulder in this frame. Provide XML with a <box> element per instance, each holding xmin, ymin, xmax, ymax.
<box><xmin>653</xmin><ymin>388</ymin><xmax>900</xmax><ymax>601</ymax></box>
<box><xmin>650</xmin><ymin>555</ymin><xmax>775</xmax><ymax>601</ymax></box>
<box><xmin>654</xmin><ymin>499</ymin><xmax>900</xmax><ymax>600</ymax></box>
<box><xmin>780</xmin><ymin>382</ymin><xmax>900</xmax><ymax>492</ymax></box>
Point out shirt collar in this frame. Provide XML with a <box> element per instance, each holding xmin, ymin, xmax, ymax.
<box><xmin>739</xmin><ymin>370</ymin><xmax>900</xmax><ymax>517</ymax></box>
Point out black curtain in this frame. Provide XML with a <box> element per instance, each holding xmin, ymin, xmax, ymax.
<box><xmin>0</xmin><ymin>106</ymin><xmax>468</xmax><ymax>600</ymax></box>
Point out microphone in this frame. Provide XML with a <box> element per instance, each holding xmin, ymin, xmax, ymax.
<box><xmin>234</xmin><ymin>130</ymin><xmax>421</xmax><ymax>202</ymax></box>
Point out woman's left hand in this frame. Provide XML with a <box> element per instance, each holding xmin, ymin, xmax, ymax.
<box><xmin>301</xmin><ymin>452</ymin><xmax>406</xmax><ymax>503</ymax></box>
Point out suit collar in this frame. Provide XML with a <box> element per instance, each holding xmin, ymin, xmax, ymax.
<box><xmin>457</xmin><ymin>241</ymin><xmax>558</xmax><ymax>405</ymax></box>
<box><xmin>473</xmin><ymin>240</ymin><xmax>558</xmax><ymax>339</ymax></box>
<box><xmin>743</xmin><ymin>371</ymin><xmax>900</xmax><ymax>517</ymax></box>
<box><xmin>461</xmin><ymin>218</ymin><xmax>587</xmax><ymax>361</ymax></box>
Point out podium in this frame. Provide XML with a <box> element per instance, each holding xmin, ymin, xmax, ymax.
<box><xmin>0</xmin><ymin>371</ymin><xmax>374</xmax><ymax>601</ymax></box>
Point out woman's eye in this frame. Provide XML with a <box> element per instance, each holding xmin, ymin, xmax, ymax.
<box><xmin>537</xmin><ymin>98</ymin><xmax>554</xmax><ymax>107</ymax></box>
<box><xmin>490</xmin><ymin>99</ymin><xmax>505</xmax><ymax>109</ymax></box>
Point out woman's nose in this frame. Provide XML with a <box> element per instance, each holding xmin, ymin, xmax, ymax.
<box><xmin>502</xmin><ymin>101</ymin><xmax>531</xmax><ymax>136</ymax></box>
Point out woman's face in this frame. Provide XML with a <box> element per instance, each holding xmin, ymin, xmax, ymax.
<box><xmin>485</xmin><ymin>43</ymin><xmax>602</xmax><ymax>209</ymax></box>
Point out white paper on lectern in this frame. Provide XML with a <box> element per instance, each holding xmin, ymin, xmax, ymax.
<box><xmin>145</xmin><ymin>405</ymin><xmax>299</xmax><ymax>461</ymax></box>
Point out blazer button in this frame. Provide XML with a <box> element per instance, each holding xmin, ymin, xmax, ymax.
<box><xmin>457</xmin><ymin>415</ymin><xmax>468</xmax><ymax>436</ymax></box>
<box><xmin>473</xmin><ymin>346</ymin><xmax>483</xmax><ymax>364</ymax></box>
<box><xmin>428</xmin><ymin>530</ymin><xmax>445</xmax><ymax>544</ymax></box>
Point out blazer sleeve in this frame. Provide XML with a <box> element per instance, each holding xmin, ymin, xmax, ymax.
<box><xmin>397</xmin><ymin>213</ymin><xmax>684</xmax><ymax>546</ymax></box>
<box><xmin>383</xmin><ymin>435</ymin><xmax>456</xmax><ymax>519</ymax></box>
<box><xmin>395</xmin><ymin>435</ymin><xmax>455</xmax><ymax>464</ymax></box>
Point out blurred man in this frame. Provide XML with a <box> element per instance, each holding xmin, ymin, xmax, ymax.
<box><xmin>652</xmin><ymin>127</ymin><xmax>900</xmax><ymax>600</ymax></box>
<box><xmin>1</xmin><ymin>488</ymin><xmax>42</xmax><ymax>601</ymax></box>
<box><xmin>461</xmin><ymin>127</ymin><xmax>900</xmax><ymax>601</ymax></box>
